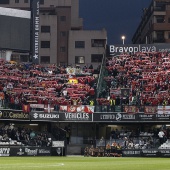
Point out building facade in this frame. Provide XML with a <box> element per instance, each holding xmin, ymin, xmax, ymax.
<box><xmin>68</xmin><ymin>29</ymin><xmax>107</xmax><ymax>69</ymax></box>
<box><xmin>132</xmin><ymin>0</ymin><xmax>170</xmax><ymax>44</ymax></box>
<box><xmin>0</xmin><ymin>0</ymin><xmax>107</xmax><ymax>66</ymax></box>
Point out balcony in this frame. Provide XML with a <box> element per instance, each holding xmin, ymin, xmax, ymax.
<box><xmin>153</xmin><ymin>38</ymin><xmax>165</xmax><ymax>43</ymax></box>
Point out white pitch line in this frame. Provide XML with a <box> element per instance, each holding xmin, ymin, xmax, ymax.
<box><xmin>0</xmin><ymin>163</ymin><xmax>64</xmax><ymax>169</ymax></box>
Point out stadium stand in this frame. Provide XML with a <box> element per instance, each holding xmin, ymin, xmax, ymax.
<box><xmin>0</xmin><ymin>59</ymin><xmax>97</xmax><ymax>112</ymax></box>
<box><xmin>97</xmin><ymin>51</ymin><xmax>170</xmax><ymax>107</ymax></box>
<box><xmin>0</xmin><ymin>123</ymin><xmax>52</xmax><ymax>147</ymax></box>
<box><xmin>1</xmin><ymin>51</ymin><xmax>170</xmax><ymax>156</ymax></box>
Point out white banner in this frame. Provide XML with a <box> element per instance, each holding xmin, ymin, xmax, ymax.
<box><xmin>157</xmin><ymin>106</ymin><xmax>170</xmax><ymax>114</ymax></box>
<box><xmin>30</xmin><ymin>104</ymin><xmax>44</xmax><ymax>109</ymax></box>
<box><xmin>52</xmin><ymin>141</ymin><xmax>64</xmax><ymax>147</ymax></box>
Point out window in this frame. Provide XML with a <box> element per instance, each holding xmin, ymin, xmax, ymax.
<box><xmin>40</xmin><ymin>0</ymin><xmax>44</xmax><ymax>5</ymax></box>
<box><xmin>20</xmin><ymin>55</ymin><xmax>29</xmax><ymax>62</ymax></box>
<box><xmin>60</xmin><ymin>47</ymin><xmax>66</xmax><ymax>52</ymax></box>
<box><xmin>60</xmin><ymin>16</ymin><xmax>66</xmax><ymax>21</ymax></box>
<box><xmin>0</xmin><ymin>51</ymin><xmax>6</xmax><ymax>59</ymax></box>
<box><xmin>91</xmin><ymin>39</ymin><xmax>105</xmax><ymax>47</ymax></box>
<box><xmin>168</xmin><ymin>32</ymin><xmax>170</xmax><ymax>39</ymax></box>
<box><xmin>91</xmin><ymin>54</ymin><xmax>103</xmax><ymax>62</ymax></box>
<box><xmin>149</xmin><ymin>21</ymin><xmax>152</xmax><ymax>28</ymax></box>
<box><xmin>59</xmin><ymin>62</ymin><xmax>66</xmax><ymax>66</ymax></box>
<box><xmin>156</xmin><ymin>31</ymin><xmax>164</xmax><ymax>39</ymax></box>
<box><xmin>75</xmin><ymin>41</ymin><xmax>85</xmax><ymax>48</ymax></box>
<box><xmin>155</xmin><ymin>2</ymin><xmax>165</xmax><ymax>11</ymax></box>
<box><xmin>41</xmin><ymin>41</ymin><xmax>50</xmax><ymax>48</ymax></box>
<box><xmin>154</xmin><ymin>31</ymin><xmax>165</xmax><ymax>42</ymax></box>
<box><xmin>24</xmin><ymin>0</ymin><xmax>28</xmax><ymax>3</ymax></box>
<box><xmin>60</xmin><ymin>31</ymin><xmax>66</xmax><ymax>37</ymax></box>
<box><xmin>0</xmin><ymin>0</ymin><xmax>9</xmax><ymax>4</ymax></box>
<box><xmin>40</xmin><ymin>56</ymin><xmax>50</xmax><ymax>64</ymax></box>
<box><xmin>11</xmin><ymin>54</ymin><xmax>19</xmax><ymax>62</ymax></box>
<box><xmin>168</xmin><ymin>18</ymin><xmax>170</xmax><ymax>23</ymax></box>
<box><xmin>15</xmin><ymin>0</ymin><xmax>19</xmax><ymax>3</ymax></box>
<box><xmin>41</xmin><ymin>26</ymin><xmax>50</xmax><ymax>33</ymax></box>
<box><xmin>75</xmin><ymin>56</ymin><xmax>85</xmax><ymax>64</ymax></box>
<box><xmin>156</xmin><ymin>16</ymin><xmax>165</xmax><ymax>23</ymax></box>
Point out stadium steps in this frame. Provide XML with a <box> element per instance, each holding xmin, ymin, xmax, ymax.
<box><xmin>66</xmin><ymin>144</ymin><xmax>82</xmax><ymax>155</ymax></box>
<box><xmin>131</xmin><ymin>96</ymin><xmax>137</xmax><ymax>105</ymax></box>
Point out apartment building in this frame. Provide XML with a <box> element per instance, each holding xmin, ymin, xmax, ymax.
<box><xmin>132</xmin><ymin>0</ymin><xmax>170</xmax><ymax>44</ymax></box>
<box><xmin>0</xmin><ymin>0</ymin><xmax>107</xmax><ymax>66</ymax></box>
<box><xmin>68</xmin><ymin>29</ymin><xmax>107</xmax><ymax>69</ymax></box>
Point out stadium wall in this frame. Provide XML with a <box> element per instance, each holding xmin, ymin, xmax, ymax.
<box><xmin>0</xmin><ymin>7</ymin><xmax>31</xmax><ymax>52</ymax></box>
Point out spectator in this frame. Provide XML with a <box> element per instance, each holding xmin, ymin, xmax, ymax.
<box><xmin>105</xmin><ymin>143</ymin><xmax>111</xmax><ymax>157</ymax></box>
<box><xmin>158</xmin><ymin>129</ymin><xmax>165</xmax><ymax>145</ymax></box>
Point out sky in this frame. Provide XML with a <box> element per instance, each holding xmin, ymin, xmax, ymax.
<box><xmin>79</xmin><ymin>0</ymin><xmax>152</xmax><ymax>45</ymax></box>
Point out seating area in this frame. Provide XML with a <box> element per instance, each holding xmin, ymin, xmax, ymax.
<box><xmin>94</xmin><ymin>124</ymin><xmax>170</xmax><ymax>150</ymax></box>
<box><xmin>0</xmin><ymin>59</ymin><xmax>97</xmax><ymax>112</ymax></box>
<box><xmin>0</xmin><ymin>124</ymin><xmax>51</xmax><ymax>147</ymax></box>
<box><xmin>83</xmin><ymin>145</ymin><xmax>122</xmax><ymax>157</ymax></box>
<box><xmin>158</xmin><ymin>139</ymin><xmax>170</xmax><ymax>149</ymax></box>
<box><xmin>1</xmin><ymin>51</ymin><xmax>170</xmax><ymax>152</ymax></box>
<box><xmin>1</xmin><ymin>51</ymin><xmax>170</xmax><ymax>112</ymax></box>
<box><xmin>97</xmin><ymin>51</ymin><xmax>170</xmax><ymax>107</ymax></box>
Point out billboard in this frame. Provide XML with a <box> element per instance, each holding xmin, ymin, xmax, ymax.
<box><xmin>30</xmin><ymin>0</ymin><xmax>40</xmax><ymax>64</ymax></box>
<box><xmin>0</xmin><ymin>109</ymin><xmax>29</xmax><ymax>121</ymax></box>
<box><xmin>30</xmin><ymin>112</ymin><xmax>93</xmax><ymax>122</ymax></box>
<box><xmin>0</xmin><ymin>147</ymin><xmax>51</xmax><ymax>156</ymax></box>
<box><xmin>109</xmin><ymin>43</ymin><xmax>170</xmax><ymax>56</ymax></box>
<box><xmin>93</xmin><ymin>112</ymin><xmax>170</xmax><ymax>122</ymax></box>
<box><xmin>0</xmin><ymin>7</ymin><xmax>31</xmax><ymax>52</ymax></box>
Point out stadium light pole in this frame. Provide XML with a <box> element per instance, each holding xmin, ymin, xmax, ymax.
<box><xmin>121</xmin><ymin>35</ymin><xmax>125</xmax><ymax>44</ymax></box>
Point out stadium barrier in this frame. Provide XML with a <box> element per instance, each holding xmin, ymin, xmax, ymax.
<box><xmin>0</xmin><ymin>146</ymin><xmax>66</xmax><ymax>157</ymax></box>
<box><xmin>0</xmin><ymin>147</ymin><xmax>51</xmax><ymax>156</ymax></box>
<box><xmin>122</xmin><ymin>149</ymin><xmax>170</xmax><ymax>157</ymax></box>
<box><xmin>0</xmin><ymin>146</ymin><xmax>169</xmax><ymax>157</ymax></box>
<box><xmin>82</xmin><ymin>147</ymin><xmax>170</xmax><ymax>157</ymax></box>
<box><xmin>0</xmin><ymin>140</ymin><xmax>66</xmax><ymax>156</ymax></box>
<box><xmin>0</xmin><ymin>108</ymin><xmax>170</xmax><ymax>122</ymax></box>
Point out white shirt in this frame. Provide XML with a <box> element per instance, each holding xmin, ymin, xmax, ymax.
<box><xmin>63</xmin><ymin>90</ymin><xmax>67</xmax><ymax>96</ymax></box>
<box><xmin>158</xmin><ymin>131</ymin><xmax>164</xmax><ymax>138</ymax></box>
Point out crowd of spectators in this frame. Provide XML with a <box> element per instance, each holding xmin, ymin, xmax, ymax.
<box><xmin>1</xmin><ymin>52</ymin><xmax>170</xmax><ymax>149</ymax></box>
<box><xmin>0</xmin><ymin>59</ymin><xmax>97</xmax><ymax>111</ymax></box>
<box><xmin>96</xmin><ymin>126</ymin><xmax>170</xmax><ymax>150</ymax></box>
<box><xmin>83</xmin><ymin>126</ymin><xmax>170</xmax><ymax>156</ymax></box>
<box><xmin>110</xmin><ymin>129</ymin><xmax>156</xmax><ymax>149</ymax></box>
<box><xmin>97</xmin><ymin>51</ymin><xmax>170</xmax><ymax>107</ymax></box>
<box><xmin>2</xmin><ymin>51</ymin><xmax>170</xmax><ymax>111</ymax></box>
<box><xmin>0</xmin><ymin>124</ymin><xmax>51</xmax><ymax>147</ymax></box>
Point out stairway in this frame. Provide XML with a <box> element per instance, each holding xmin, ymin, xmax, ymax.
<box><xmin>66</xmin><ymin>144</ymin><xmax>82</xmax><ymax>155</ymax></box>
<box><xmin>131</xmin><ymin>96</ymin><xmax>137</xmax><ymax>105</ymax></box>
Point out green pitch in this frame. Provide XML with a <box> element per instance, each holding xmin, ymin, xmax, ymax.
<box><xmin>0</xmin><ymin>156</ymin><xmax>170</xmax><ymax>170</ymax></box>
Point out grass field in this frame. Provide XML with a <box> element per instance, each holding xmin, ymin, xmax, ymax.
<box><xmin>0</xmin><ymin>156</ymin><xmax>170</xmax><ymax>170</ymax></box>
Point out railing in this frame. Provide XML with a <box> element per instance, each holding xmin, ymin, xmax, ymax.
<box><xmin>154</xmin><ymin>7</ymin><xmax>166</xmax><ymax>11</ymax></box>
<box><xmin>95</xmin><ymin>138</ymin><xmax>159</xmax><ymax>149</ymax></box>
<box><xmin>82</xmin><ymin>137</ymin><xmax>160</xmax><ymax>155</ymax></box>
<box><xmin>0</xmin><ymin>139</ymin><xmax>51</xmax><ymax>147</ymax></box>
<box><xmin>81</xmin><ymin>137</ymin><xmax>170</xmax><ymax>157</ymax></box>
<box><xmin>1</xmin><ymin>104</ymin><xmax>170</xmax><ymax>114</ymax></box>
<box><xmin>96</xmin><ymin>53</ymin><xmax>107</xmax><ymax>98</ymax></box>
